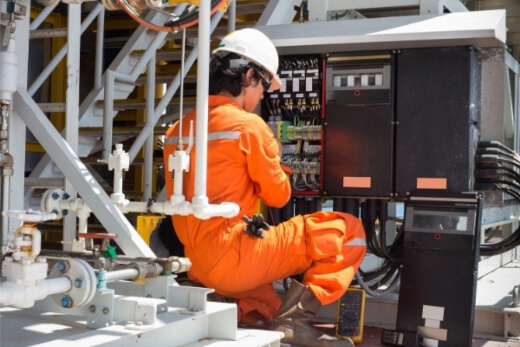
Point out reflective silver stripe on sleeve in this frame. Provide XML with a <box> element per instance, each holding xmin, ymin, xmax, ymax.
<box><xmin>343</xmin><ymin>238</ymin><xmax>367</xmax><ymax>247</ymax></box>
<box><xmin>164</xmin><ymin>131</ymin><xmax>241</xmax><ymax>144</ymax></box>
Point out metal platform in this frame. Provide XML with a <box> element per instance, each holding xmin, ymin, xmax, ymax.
<box><xmin>0</xmin><ymin>301</ymin><xmax>283</xmax><ymax>347</ymax></box>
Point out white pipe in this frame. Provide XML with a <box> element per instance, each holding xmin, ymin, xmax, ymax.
<box><xmin>0</xmin><ymin>37</ymin><xmax>18</xmax><ymax>102</ymax></box>
<box><xmin>111</xmin><ymin>162</ymin><xmax>124</xmax><ymax>202</ymax></box>
<box><xmin>0</xmin><ymin>277</ymin><xmax>72</xmax><ymax>308</ymax></box>
<box><xmin>77</xmin><ymin>206</ymin><xmax>89</xmax><ymax>234</ymax></box>
<box><xmin>94</xmin><ymin>7</ymin><xmax>105</xmax><ymax>90</ymax></box>
<box><xmin>228</xmin><ymin>0</ymin><xmax>236</xmax><ymax>32</ymax></box>
<box><xmin>1</xmin><ymin>175</ymin><xmax>10</xmax><ymax>248</ymax></box>
<box><xmin>30</xmin><ymin>3</ymin><xmax>59</xmax><ymax>30</ymax></box>
<box><xmin>105</xmin><ymin>268</ymin><xmax>139</xmax><ymax>282</ymax></box>
<box><xmin>115</xmin><ymin>201</ymin><xmax>148</xmax><ymax>214</ymax></box>
<box><xmin>144</xmin><ymin>55</ymin><xmax>155</xmax><ymax>201</ymax></box>
<box><xmin>150</xmin><ymin>200</ymin><xmax>239</xmax><ymax>219</ymax></box>
<box><xmin>103</xmin><ymin>70</ymin><xmax>115</xmax><ymax>160</ymax></box>
<box><xmin>193</xmin><ymin>0</ymin><xmax>211</xmax><ymax>205</ymax></box>
<box><xmin>27</xmin><ymin>4</ymin><xmax>103</xmax><ymax>96</ymax></box>
<box><xmin>30</xmin><ymin>229</ymin><xmax>41</xmax><ymax>258</ymax></box>
<box><xmin>2</xmin><ymin>209</ymin><xmax>57</xmax><ymax>222</ymax></box>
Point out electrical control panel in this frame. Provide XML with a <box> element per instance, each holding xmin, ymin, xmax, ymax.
<box><xmin>262</xmin><ymin>47</ymin><xmax>481</xmax><ymax>204</ymax></box>
<box><xmin>323</xmin><ymin>52</ymin><xmax>395</xmax><ymax>198</ymax></box>
<box><xmin>263</xmin><ymin>55</ymin><xmax>323</xmax><ymax>195</ymax></box>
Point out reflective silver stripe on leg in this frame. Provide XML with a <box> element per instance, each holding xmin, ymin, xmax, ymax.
<box><xmin>343</xmin><ymin>238</ymin><xmax>367</xmax><ymax>247</ymax></box>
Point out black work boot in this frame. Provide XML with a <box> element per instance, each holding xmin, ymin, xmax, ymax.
<box><xmin>272</xmin><ymin>280</ymin><xmax>355</xmax><ymax>347</ymax></box>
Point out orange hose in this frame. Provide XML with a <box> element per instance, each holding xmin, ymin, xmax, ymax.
<box><xmin>115</xmin><ymin>0</ymin><xmax>228</xmax><ymax>32</ymax></box>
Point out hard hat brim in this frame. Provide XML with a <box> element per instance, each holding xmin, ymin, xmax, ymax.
<box><xmin>213</xmin><ymin>45</ymin><xmax>282</xmax><ymax>91</ymax></box>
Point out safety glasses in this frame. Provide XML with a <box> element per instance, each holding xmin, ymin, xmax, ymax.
<box><xmin>251</xmin><ymin>66</ymin><xmax>272</xmax><ymax>92</ymax></box>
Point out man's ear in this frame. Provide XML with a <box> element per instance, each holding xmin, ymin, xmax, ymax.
<box><xmin>243</xmin><ymin>67</ymin><xmax>255</xmax><ymax>87</ymax></box>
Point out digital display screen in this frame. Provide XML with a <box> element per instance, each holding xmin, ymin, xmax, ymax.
<box><xmin>411</xmin><ymin>213</ymin><xmax>468</xmax><ymax>231</ymax></box>
<box><xmin>405</xmin><ymin>207</ymin><xmax>476</xmax><ymax>235</ymax></box>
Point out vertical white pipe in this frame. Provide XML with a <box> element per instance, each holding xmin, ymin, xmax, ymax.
<box><xmin>112</xmin><ymin>165</ymin><xmax>124</xmax><ymax>201</ymax></box>
<box><xmin>193</xmin><ymin>0</ymin><xmax>211</xmax><ymax>203</ymax></box>
<box><xmin>1</xmin><ymin>175</ymin><xmax>10</xmax><ymax>247</ymax></box>
<box><xmin>94</xmin><ymin>7</ymin><xmax>105</xmax><ymax>90</ymax></box>
<box><xmin>228</xmin><ymin>0</ymin><xmax>236</xmax><ymax>32</ymax></box>
<box><xmin>144</xmin><ymin>55</ymin><xmax>155</xmax><ymax>201</ymax></box>
<box><xmin>103</xmin><ymin>71</ymin><xmax>114</xmax><ymax>160</ymax></box>
<box><xmin>177</xmin><ymin>28</ymin><xmax>186</xmax><ymax>143</ymax></box>
<box><xmin>63</xmin><ymin>3</ymin><xmax>81</xmax><ymax>252</ymax></box>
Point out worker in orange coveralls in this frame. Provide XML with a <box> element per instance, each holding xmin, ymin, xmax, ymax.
<box><xmin>163</xmin><ymin>28</ymin><xmax>366</xmax><ymax>347</ymax></box>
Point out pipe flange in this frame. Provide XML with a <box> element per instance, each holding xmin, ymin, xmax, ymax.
<box><xmin>40</xmin><ymin>188</ymin><xmax>67</xmax><ymax>219</ymax></box>
<box><xmin>49</xmin><ymin>258</ymin><xmax>97</xmax><ymax>308</ymax></box>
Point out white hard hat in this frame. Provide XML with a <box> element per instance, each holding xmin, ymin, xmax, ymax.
<box><xmin>212</xmin><ymin>28</ymin><xmax>282</xmax><ymax>91</ymax></box>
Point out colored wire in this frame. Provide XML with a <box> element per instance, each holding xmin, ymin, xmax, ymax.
<box><xmin>115</xmin><ymin>0</ymin><xmax>228</xmax><ymax>32</ymax></box>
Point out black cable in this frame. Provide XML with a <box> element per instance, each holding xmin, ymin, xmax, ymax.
<box><xmin>478</xmin><ymin>141</ymin><xmax>520</xmax><ymax>159</ymax></box>
<box><xmin>473</xmin><ymin>144</ymin><xmax>520</xmax><ymax>255</ymax></box>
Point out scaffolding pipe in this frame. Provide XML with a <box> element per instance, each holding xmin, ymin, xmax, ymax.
<box><xmin>103</xmin><ymin>70</ymin><xmax>115</xmax><ymax>160</ymax></box>
<box><xmin>29</xmin><ymin>3</ymin><xmax>59</xmax><ymax>30</ymax></box>
<box><xmin>144</xmin><ymin>54</ymin><xmax>155</xmax><ymax>201</ymax></box>
<box><xmin>228</xmin><ymin>0</ymin><xmax>236</xmax><ymax>32</ymax></box>
<box><xmin>128</xmin><ymin>10</ymin><xmax>225</xmax><ymax>162</ymax></box>
<box><xmin>30</xmin><ymin>28</ymin><xmax>68</xmax><ymax>39</ymax></box>
<box><xmin>28</xmin><ymin>4</ymin><xmax>103</xmax><ymax>96</ymax></box>
<box><xmin>95</xmin><ymin>7</ymin><xmax>105</xmax><ymax>90</ymax></box>
<box><xmin>102</xmin><ymin>32</ymin><xmax>166</xmax><ymax>160</ymax></box>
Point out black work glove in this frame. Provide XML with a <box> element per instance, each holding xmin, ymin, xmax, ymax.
<box><xmin>242</xmin><ymin>214</ymin><xmax>270</xmax><ymax>239</ymax></box>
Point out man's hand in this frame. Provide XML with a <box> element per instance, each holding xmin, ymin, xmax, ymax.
<box><xmin>243</xmin><ymin>214</ymin><xmax>270</xmax><ymax>239</ymax></box>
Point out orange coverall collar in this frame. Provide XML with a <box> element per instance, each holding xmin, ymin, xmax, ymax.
<box><xmin>208</xmin><ymin>94</ymin><xmax>243</xmax><ymax>110</ymax></box>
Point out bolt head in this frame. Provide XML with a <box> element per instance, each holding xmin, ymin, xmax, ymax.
<box><xmin>51</xmin><ymin>192</ymin><xmax>59</xmax><ymax>200</ymax></box>
<box><xmin>89</xmin><ymin>305</ymin><xmax>96</xmax><ymax>313</ymax></box>
<box><xmin>57</xmin><ymin>261</ymin><xmax>69</xmax><ymax>272</ymax></box>
<box><xmin>74</xmin><ymin>278</ymin><xmax>85</xmax><ymax>288</ymax></box>
<box><xmin>61</xmin><ymin>296</ymin><xmax>72</xmax><ymax>308</ymax></box>
<box><xmin>102</xmin><ymin>307</ymin><xmax>109</xmax><ymax>315</ymax></box>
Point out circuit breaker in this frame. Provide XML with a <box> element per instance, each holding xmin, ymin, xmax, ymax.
<box><xmin>396</xmin><ymin>193</ymin><xmax>482</xmax><ymax>347</ymax></box>
<box><xmin>262</xmin><ymin>55</ymin><xmax>323</xmax><ymax>195</ymax></box>
<box><xmin>323</xmin><ymin>53</ymin><xmax>395</xmax><ymax>198</ymax></box>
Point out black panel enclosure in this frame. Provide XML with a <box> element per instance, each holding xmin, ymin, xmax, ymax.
<box><xmin>395</xmin><ymin>46</ymin><xmax>479</xmax><ymax>197</ymax></box>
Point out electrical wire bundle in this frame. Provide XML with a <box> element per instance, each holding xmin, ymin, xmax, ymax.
<box><xmin>353</xmin><ymin>199</ymin><xmax>404</xmax><ymax>297</ymax></box>
<box><xmin>474</xmin><ymin>140</ymin><xmax>520</xmax><ymax>256</ymax></box>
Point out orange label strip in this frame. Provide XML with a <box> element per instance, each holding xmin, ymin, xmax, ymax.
<box><xmin>343</xmin><ymin>177</ymin><xmax>371</xmax><ymax>188</ymax></box>
<box><xmin>416</xmin><ymin>178</ymin><xmax>447</xmax><ymax>189</ymax></box>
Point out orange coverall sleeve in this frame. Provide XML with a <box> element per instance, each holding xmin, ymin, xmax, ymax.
<box><xmin>238</xmin><ymin>116</ymin><xmax>291</xmax><ymax>208</ymax></box>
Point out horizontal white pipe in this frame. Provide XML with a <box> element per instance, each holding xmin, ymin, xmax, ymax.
<box><xmin>150</xmin><ymin>201</ymin><xmax>240</xmax><ymax>220</ymax></box>
<box><xmin>105</xmin><ymin>268</ymin><xmax>139</xmax><ymax>282</ymax></box>
<box><xmin>2</xmin><ymin>209</ymin><xmax>57</xmax><ymax>222</ymax></box>
<box><xmin>0</xmin><ymin>277</ymin><xmax>71</xmax><ymax>308</ymax></box>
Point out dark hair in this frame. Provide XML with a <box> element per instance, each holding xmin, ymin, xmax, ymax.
<box><xmin>209</xmin><ymin>53</ymin><xmax>265</xmax><ymax>96</ymax></box>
